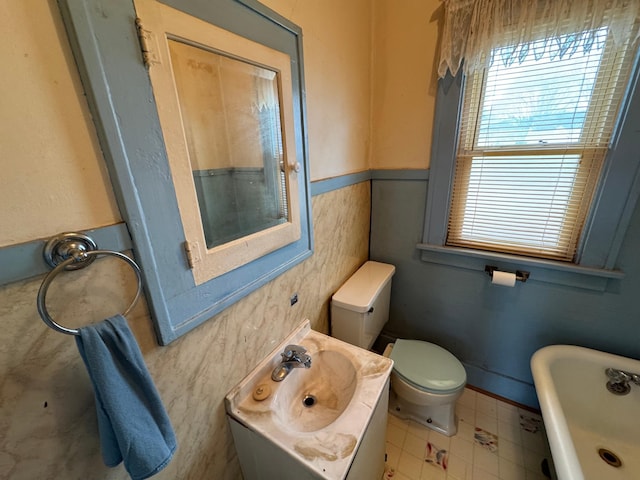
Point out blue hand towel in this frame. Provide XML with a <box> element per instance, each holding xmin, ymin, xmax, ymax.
<box><xmin>76</xmin><ymin>314</ymin><xmax>177</xmax><ymax>480</ymax></box>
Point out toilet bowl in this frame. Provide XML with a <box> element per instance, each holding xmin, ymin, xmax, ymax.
<box><xmin>383</xmin><ymin>339</ymin><xmax>466</xmax><ymax>436</ymax></box>
<box><xmin>330</xmin><ymin>261</ymin><xmax>467</xmax><ymax>436</ymax></box>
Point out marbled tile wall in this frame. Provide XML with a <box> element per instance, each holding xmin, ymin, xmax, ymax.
<box><xmin>0</xmin><ymin>181</ymin><xmax>370</xmax><ymax>480</ymax></box>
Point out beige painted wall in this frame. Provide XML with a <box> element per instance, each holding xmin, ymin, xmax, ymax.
<box><xmin>261</xmin><ymin>0</ymin><xmax>375</xmax><ymax>180</ymax></box>
<box><xmin>0</xmin><ymin>0</ymin><xmax>121</xmax><ymax>247</ymax></box>
<box><xmin>370</xmin><ymin>0</ymin><xmax>443</xmax><ymax>170</ymax></box>
<box><xmin>261</xmin><ymin>0</ymin><xmax>444</xmax><ymax>172</ymax></box>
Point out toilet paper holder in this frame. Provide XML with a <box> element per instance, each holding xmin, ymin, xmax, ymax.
<box><xmin>485</xmin><ymin>265</ymin><xmax>530</xmax><ymax>283</ymax></box>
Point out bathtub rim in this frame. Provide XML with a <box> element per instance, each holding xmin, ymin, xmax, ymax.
<box><xmin>532</xmin><ymin>344</ymin><xmax>640</xmax><ymax>480</ymax></box>
<box><xmin>533</xmin><ymin>345</ymin><xmax>582</xmax><ymax>480</ymax></box>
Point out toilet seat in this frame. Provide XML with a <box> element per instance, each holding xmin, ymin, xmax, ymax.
<box><xmin>390</xmin><ymin>339</ymin><xmax>466</xmax><ymax>394</ymax></box>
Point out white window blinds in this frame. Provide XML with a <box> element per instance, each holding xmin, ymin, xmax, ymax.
<box><xmin>447</xmin><ymin>27</ymin><xmax>636</xmax><ymax>261</ymax></box>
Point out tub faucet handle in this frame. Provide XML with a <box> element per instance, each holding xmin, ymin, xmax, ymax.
<box><xmin>606</xmin><ymin>368</ymin><xmax>640</xmax><ymax>385</ymax></box>
<box><xmin>606</xmin><ymin>368</ymin><xmax>630</xmax><ymax>383</ymax></box>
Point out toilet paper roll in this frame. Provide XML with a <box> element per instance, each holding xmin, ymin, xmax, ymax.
<box><xmin>492</xmin><ymin>270</ymin><xmax>516</xmax><ymax>287</ymax></box>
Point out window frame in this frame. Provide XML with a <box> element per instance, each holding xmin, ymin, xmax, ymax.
<box><xmin>420</xmin><ymin>47</ymin><xmax>640</xmax><ymax>290</ymax></box>
<box><xmin>447</xmin><ymin>35</ymin><xmax>627</xmax><ymax>262</ymax></box>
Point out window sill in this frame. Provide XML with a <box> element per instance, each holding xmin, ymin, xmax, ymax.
<box><xmin>416</xmin><ymin>243</ymin><xmax>624</xmax><ymax>291</ymax></box>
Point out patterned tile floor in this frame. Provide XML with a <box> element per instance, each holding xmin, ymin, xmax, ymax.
<box><xmin>383</xmin><ymin>387</ymin><xmax>556</xmax><ymax>480</ymax></box>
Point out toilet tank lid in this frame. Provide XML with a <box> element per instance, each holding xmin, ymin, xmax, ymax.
<box><xmin>331</xmin><ymin>261</ymin><xmax>395</xmax><ymax>313</ymax></box>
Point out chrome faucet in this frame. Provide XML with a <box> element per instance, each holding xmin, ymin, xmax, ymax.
<box><xmin>271</xmin><ymin>344</ymin><xmax>311</xmax><ymax>382</ymax></box>
<box><xmin>605</xmin><ymin>367</ymin><xmax>640</xmax><ymax>395</ymax></box>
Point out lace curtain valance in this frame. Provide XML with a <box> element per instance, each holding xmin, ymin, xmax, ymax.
<box><xmin>438</xmin><ymin>0</ymin><xmax>640</xmax><ymax>78</ymax></box>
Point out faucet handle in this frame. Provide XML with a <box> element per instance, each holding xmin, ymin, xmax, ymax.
<box><xmin>282</xmin><ymin>344</ymin><xmax>307</xmax><ymax>361</ymax></box>
<box><xmin>606</xmin><ymin>368</ymin><xmax>623</xmax><ymax>382</ymax></box>
<box><xmin>299</xmin><ymin>354</ymin><xmax>312</xmax><ymax>369</ymax></box>
<box><xmin>606</xmin><ymin>368</ymin><xmax>632</xmax><ymax>383</ymax></box>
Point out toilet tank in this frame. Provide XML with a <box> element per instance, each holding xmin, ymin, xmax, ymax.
<box><xmin>331</xmin><ymin>261</ymin><xmax>395</xmax><ymax>350</ymax></box>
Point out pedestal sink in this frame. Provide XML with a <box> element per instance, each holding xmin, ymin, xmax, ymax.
<box><xmin>225</xmin><ymin>320</ymin><xmax>393</xmax><ymax>480</ymax></box>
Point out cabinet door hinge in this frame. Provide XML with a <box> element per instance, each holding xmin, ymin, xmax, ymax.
<box><xmin>135</xmin><ymin>17</ymin><xmax>160</xmax><ymax>68</ymax></box>
<box><xmin>183</xmin><ymin>241</ymin><xmax>201</xmax><ymax>269</ymax></box>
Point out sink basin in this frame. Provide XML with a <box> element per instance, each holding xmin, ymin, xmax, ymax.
<box><xmin>272</xmin><ymin>350</ymin><xmax>357</xmax><ymax>432</ymax></box>
<box><xmin>225</xmin><ymin>320</ymin><xmax>393</xmax><ymax>479</ymax></box>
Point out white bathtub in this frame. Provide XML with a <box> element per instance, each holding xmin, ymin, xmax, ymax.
<box><xmin>531</xmin><ymin>345</ymin><xmax>640</xmax><ymax>480</ymax></box>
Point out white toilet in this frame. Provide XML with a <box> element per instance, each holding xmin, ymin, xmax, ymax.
<box><xmin>331</xmin><ymin>261</ymin><xmax>467</xmax><ymax>436</ymax></box>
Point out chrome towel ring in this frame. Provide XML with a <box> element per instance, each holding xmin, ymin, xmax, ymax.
<box><xmin>36</xmin><ymin>232</ymin><xmax>143</xmax><ymax>336</ymax></box>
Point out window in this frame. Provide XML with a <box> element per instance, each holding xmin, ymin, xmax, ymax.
<box><xmin>422</xmin><ymin>11</ymin><xmax>640</xmax><ymax>289</ymax></box>
<box><xmin>448</xmin><ymin>27</ymin><xmax>635</xmax><ymax>262</ymax></box>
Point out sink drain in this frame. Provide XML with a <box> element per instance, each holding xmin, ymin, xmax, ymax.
<box><xmin>598</xmin><ymin>448</ymin><xmax>622</xmax><ymax>468</ymax></box>
<box><xmin>606</xmin><ymin>381</ymin><xmax>631</xmax><ymax>395</ymax></box>
<box><xmin>302</xmin><ymin>394</ymin><xmax>316</xmax><ymax>408</ymax></box>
